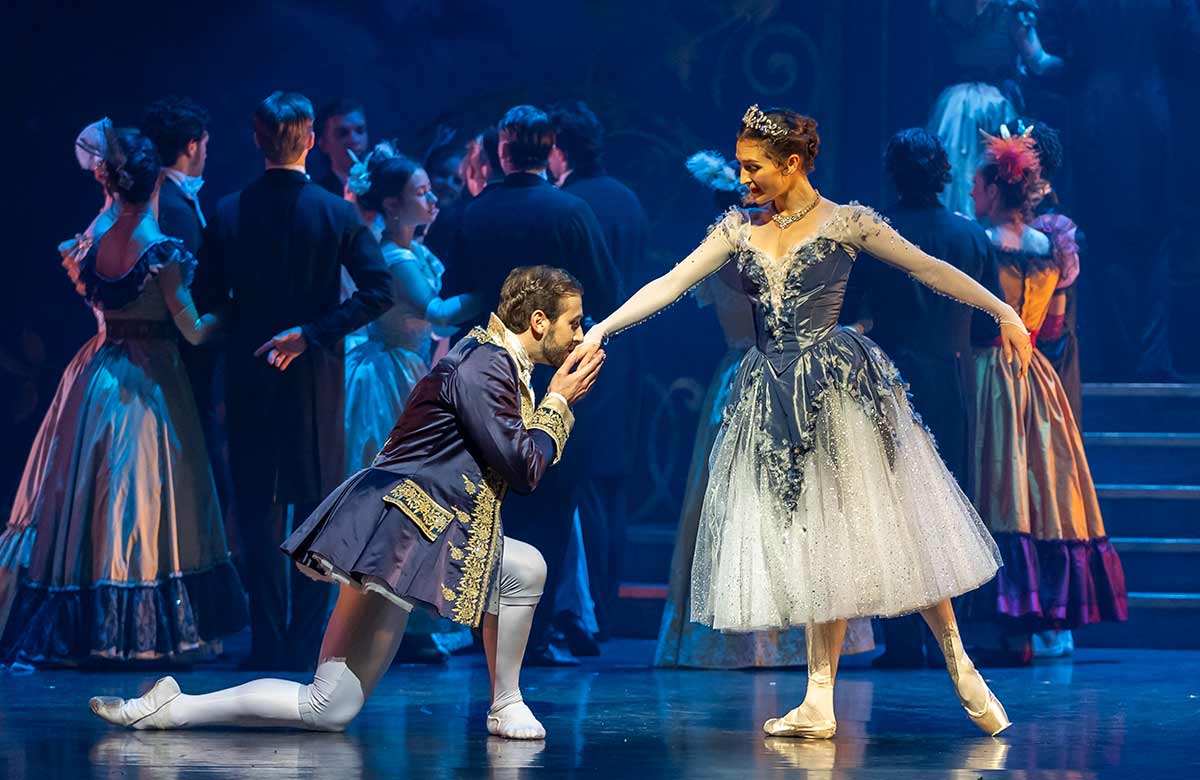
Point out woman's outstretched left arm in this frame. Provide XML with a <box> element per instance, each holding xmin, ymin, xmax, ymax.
<box><xmin>849</xmin><ymin>207</ymin><xmax>1033</xmax><ymax>377</ymax></box>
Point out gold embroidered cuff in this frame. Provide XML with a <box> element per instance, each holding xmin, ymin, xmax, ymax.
<box><xmin>382</xmin><ymin>479</ymin><xmax>454</xmax><ymax>542</ymax></box>
<box><xmin>528</xmin><ymin>393</ymin><xmax>574</xmax><ymax>464</ymax></box>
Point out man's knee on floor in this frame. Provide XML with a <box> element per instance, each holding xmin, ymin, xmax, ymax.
<box><xmin>299</xmin><ymin>661</ymin><xmax>365</xmax><ymax>732</ymax></box>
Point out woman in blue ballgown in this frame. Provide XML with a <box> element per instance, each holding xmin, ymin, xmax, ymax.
<box><xmin>0</xmin><ymin>119</ymin><xmax>118</xmax><ymax>639</ymax></box>
<box><xmin>0</xmin><ymin>127</ymin><xmax>246</xmax><ymax>665</ymax></box>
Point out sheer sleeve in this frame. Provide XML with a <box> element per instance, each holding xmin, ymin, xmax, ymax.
<box><xmin>840</xmin><ymin>205</ymin><xmax>1027</xmax><ymax>333</ymax></box>
<box><xmin>588</xmin><ymin>209</ymin><xmax>739</xmax><ymax>342</ymax></box>
<box><xmin>156</xmin><ymin>249</ymin><xmax>223</xmax><ymax>346</ymax></box>
<box><xmin>387</xmin><ymin>251</ymin><xmax>480</xmax><ymax>327</ymax></box>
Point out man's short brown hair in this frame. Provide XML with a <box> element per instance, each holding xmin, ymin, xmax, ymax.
<box><xmin>253</xmin><ymin>91</ymin><xmax>314</xmax><ymax>165</ymax></box>
<box><xmin>496</xmin><ymin>266</ymin><xmax>584</xmax><ymax>333</ymax></box>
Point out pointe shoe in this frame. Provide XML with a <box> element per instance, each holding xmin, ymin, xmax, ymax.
<box><xmin>763</xmin><ymin>705</ymin><xmax>837</xmax><ymax>740</ymax></box>
<box><xmin>89</xmin><ymin>676</ymin><xmax>181</xmax><ymax>730</ymax></box>
<box><xmin>763</xmin><ymin>623</ymin><xmax>839</xmax><ymax>740</ymax></box>
<box><xmin>940</xmin><ymin>627</ymin><xmax>1012</xmax><ymax>736</ymax></box>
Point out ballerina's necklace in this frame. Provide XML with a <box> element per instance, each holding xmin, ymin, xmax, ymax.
<box><xmin>771</xmin><ymin>188</ymin><xmax>822</xmax><ymax>229</ymax></box>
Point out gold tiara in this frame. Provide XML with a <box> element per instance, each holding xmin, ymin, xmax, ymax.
<box><xmin>741</xmin><ymin>104</ymin><xmax>788</xmax><ymax>140</ymax></box>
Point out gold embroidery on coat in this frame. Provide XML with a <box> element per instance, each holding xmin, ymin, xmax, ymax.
<box><xmin>471</xmin><ymin>322</ymin><xmax>535</xmax><ymax>423</ymax></box>
<box><xmin>382</xmin><ymin>479</ymin><xmax>454</xmax><ymax>542</ymax></box>
<box><xmin>529</xmin><ymin>405</ymin><xmax>570</xmax><ymax>465</ymax></box>
<box><xmin>451</xmin><ymin>468</ymin><xmax>505</xmax><ymax>626</ymax></box>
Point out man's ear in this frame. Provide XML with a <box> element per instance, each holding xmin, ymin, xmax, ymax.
<box><xmin>186</xmin><ymin>139</ymin><xmax>199</xmax><ymax>160</ymax></box>
<box><xmin>530</xmin><ymin>309</ymin><xmax>548</xmax><ymax>339</ymax></box>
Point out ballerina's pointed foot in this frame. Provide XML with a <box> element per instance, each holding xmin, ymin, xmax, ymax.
<box><xmin>762</xmin><ymin>703</ymin><xmax>837</xmax><ymax>740</ymax></box>
<box><xmin>487</xmin><ymin>700</ymin><xmax>546</xmax><ymax>740</ymax></box>
<box><xmin>940</xmin><ymin>626</ymin><xmax>1012</xmax><ymax>736</ymax></box>
<box><xmin>89</xmin><ymin>676</ymin><xmax>180</xmax><ymax>730</ymax></box>
<box><xmin>966</xmin><ymin>689</ymin><xmax>1012</xmax><ymax>736</ymax></box>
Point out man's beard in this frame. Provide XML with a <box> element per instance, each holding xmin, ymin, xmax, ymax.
<box><xmin>543</xmin><ymin>335</ymin><xmax>574</xmax><ymax>369</ymax></box>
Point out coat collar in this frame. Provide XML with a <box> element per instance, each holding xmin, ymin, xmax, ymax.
<box><xmin>467</xmin><ymin>314</ymin><xmax>536</xmax><ymax>422</ymax></box>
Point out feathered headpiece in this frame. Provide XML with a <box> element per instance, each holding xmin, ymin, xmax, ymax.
<box><xmin>980</xmin><ymin>123</ymin><xmax>1039</xmax><ymax>184</ymax></box>
<box><xmin>685</xmin><ymin>150</ymin><xmax>742</xmax><ymax>193</ymax></box>
<box><xmin>346</xmin><ymin>140</ymin><xmax>400</xmax><ymax>197</ymax></box>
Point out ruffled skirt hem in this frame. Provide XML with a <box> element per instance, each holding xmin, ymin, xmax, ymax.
<box><xmin>963</xmin><ymin>532</ymin><xmax>1128</xmax><ymax>630</ymax></box>
<box><xmin>1</xmin><ymin>559</ymin><xmax>247</xmax><ymax>664</ymax></box>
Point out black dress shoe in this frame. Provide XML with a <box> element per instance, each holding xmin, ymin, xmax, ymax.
<box><xmin>523</xmin><ymin>643</ymin><xmax>580</xmax><ymax>667</ymax></box>
<box><xmin>554</xmin><ymin>612</ymin><xmax>601</xmax><ymax>657</ymax></box>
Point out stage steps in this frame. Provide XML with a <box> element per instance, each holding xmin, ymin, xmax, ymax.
<box><xmin>1075</xmin><ymin>383</ymin><xmax>1200</xmax><ymax>648</ymax></box>
<box><xmin>614</xmin><ymin>383</ymin><xmax>1200</xmax><ymax>648</ymax></box>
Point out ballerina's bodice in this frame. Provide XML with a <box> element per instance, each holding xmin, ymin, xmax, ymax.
<box><xmin>715</xmin><ymin>207</ymin><xmax>868</xmax><ymax>373</ymax></box>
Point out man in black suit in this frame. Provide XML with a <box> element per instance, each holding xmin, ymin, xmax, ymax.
<box><xmin>454</xmin><ymin>105</ymin><xmax>618</xmax><ymax>665</ymax></box>
<box><xmin>311</xmin><ymin>98</ymin><xmax>369</xmax><ymax>198</ymax></box>
<box><xmin>845</xmin><ymin>128</ymin><xmax>1001</xmax><ymax>668</ymax></box>
<box><xmin>140</xmin><ymin>96</ymin><xmax>237</xmax><ymax>550</ymax></box>
<box><xmin>547</xmin><ymin>101</ymin><xmax>649</xmax><ymax>644</ymax></box>
<box><xmin>425</xmin><ymin>128</ymin><xmax>501</xmax><ymax>277</ymax></box>
<box><xmin>141</xmin><ymin>96</ymin><xmax>209</xmax><ymax>253</ymax></box>
<box><xmin>195</xmin><ymin>92</ymin><xmax>393</xmax><ymax>671</ymax></box>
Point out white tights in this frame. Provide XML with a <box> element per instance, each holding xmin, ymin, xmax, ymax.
<box><xmin>153</xmin><ymin>537</ymin><xmax>546</xmax><ymax>731</ymax></box>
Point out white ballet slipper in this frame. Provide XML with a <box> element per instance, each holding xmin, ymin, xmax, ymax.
<box><xmin>89</xmin><ymin>676</ymin><xmax>180</xmax><ymax>730</ymax></box>
<box><xmin>486</xmin><ymin>700</ymin><xmax>546</xmax><ymax>740</ymax></box>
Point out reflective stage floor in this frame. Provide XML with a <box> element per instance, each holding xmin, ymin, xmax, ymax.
<box><xmin>1</xmin><ymin>640</ymin><xmax>1195</xmax><ymax>779</ymax></box>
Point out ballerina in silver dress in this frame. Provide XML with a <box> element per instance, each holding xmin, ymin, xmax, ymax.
<box><xmin>586</xmin><ymin>106</ymin><xmax>1033</xmax><ymax>738</ymax></box>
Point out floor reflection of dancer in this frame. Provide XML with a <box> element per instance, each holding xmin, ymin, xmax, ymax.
<box><xmin>587</xmin><ymin>106</ymin><xmax>1033</xmax><ymax>738</ymax></box>
<box><xmin>91</xmin><ymin>267</ymin><xmax>603</xmax><ymax>739</ymax></box>
<box><xmin>654</xmin><ymin>151</ymin><xmax>873</xmax><ymax>669</ymax></box>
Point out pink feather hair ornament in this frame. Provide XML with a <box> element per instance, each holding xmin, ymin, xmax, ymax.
<box><xmin>980</xmin><ymin>123</ymin><xmax>1040</xmax><ymax>184</ymax></box>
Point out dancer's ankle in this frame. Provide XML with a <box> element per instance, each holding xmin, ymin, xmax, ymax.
<box><xmin>490</xmin><ymin>688</ymin><xmax>524</xmax><ymax>714</ymax></box>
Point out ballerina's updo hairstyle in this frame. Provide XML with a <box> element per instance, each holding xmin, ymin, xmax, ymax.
<box><xmin>737</xmin><ymin>107</ymin><xmax>820</xmax><ymax>173</ymax></box>
<box><xmin>102</xmin><ymin>127</ymin><xmax>162</xmax><ymax>204</ymax></box>
<box><xmin>357</xmin><ymin>152</ymin><xmax>422</xmax><ymax>214</ymax></box>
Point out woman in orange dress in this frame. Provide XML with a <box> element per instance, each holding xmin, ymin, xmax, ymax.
<box><xmin>968</xmin><ymin>126</ymin><xmax>1127</xmax><ymax>664</ymax></box>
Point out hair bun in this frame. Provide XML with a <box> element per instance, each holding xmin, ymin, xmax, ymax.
<box><xmin>102</xmin><ymin>127</ymin><xmax>161</xmax><ymax>204</ymax></box>
<box><xmin>739</xmin><ymin>107</ymin><xmax>820</xmax><ymax>173</ymax></box>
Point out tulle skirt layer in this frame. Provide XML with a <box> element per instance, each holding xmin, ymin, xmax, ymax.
<box><xmin>692</xmin><ymin>333</ymin><xmax>1002</xmax><ymax>631</ymax></box>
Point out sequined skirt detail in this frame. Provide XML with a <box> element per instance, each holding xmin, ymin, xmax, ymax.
<box><xmin>691</xmin><ymin>329</ymin><xmax>1002</xmax><ymax>630</ymax></box>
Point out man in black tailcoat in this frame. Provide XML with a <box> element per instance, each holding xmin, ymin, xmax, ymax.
<box><xmin>195</xmin><ymin>91</ymin><xmax>393</xmax><ymax>671</ymax></box>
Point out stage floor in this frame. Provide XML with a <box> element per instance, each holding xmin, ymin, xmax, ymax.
<box><xmin>1</xmin><ymin>640</ymin><xmax>1195</xmax><ymax>779</ymax></box>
